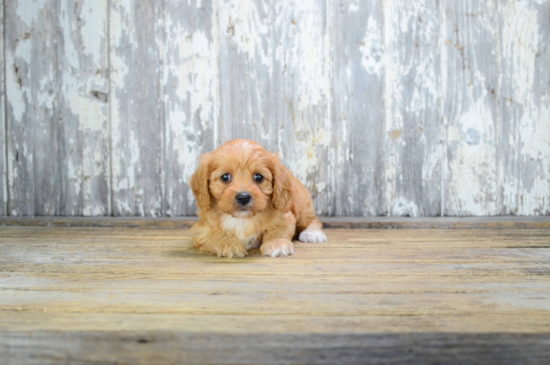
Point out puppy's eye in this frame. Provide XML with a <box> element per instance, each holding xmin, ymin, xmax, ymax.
<box><xmin>253</xmin><ymin>174</ymin><xmax>264</xmax><ymax>183</ymax></box>
<box><xmin>221</xmin><ymin>173</ymin><xmax>231</xmax><ymax>183</ymax></box>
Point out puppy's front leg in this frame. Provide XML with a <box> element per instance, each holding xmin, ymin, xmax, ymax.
<box><xmin>192</xmin><ymin>224</ymin><xmax>248</xmax><ymax>258</ymax></box>
<box><xmin>260</xmin><ymin>212</ymin><xmax>296</xmax><ymax>258</ymax></box>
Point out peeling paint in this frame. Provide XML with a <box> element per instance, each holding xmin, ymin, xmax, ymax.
<box><xmin>3</xmin><ymin>0</ymin><xmax>549</xmax><ymax>217</ymax></box>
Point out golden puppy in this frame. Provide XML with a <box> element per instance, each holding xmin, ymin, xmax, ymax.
<box><xmin>190</xmin><ymin>139</ymin><xmax>327</xmax><ymax>258</ymax></box>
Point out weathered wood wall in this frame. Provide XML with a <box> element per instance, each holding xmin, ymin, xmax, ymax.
<box><xmin>2</xmin><ymin>0</ymin><xmax>549</xmax><ymax>217</ymax></box>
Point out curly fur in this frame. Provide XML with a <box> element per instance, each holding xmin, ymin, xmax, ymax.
<box><xmin>190</xmin><ymin>139</ymin><xmax>327</xmax><ymax>258</ymax></box>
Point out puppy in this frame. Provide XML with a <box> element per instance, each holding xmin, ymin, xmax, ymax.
<box><xmin>190</xmin><ymin>139</ymin><xmax>327</xmax><ymax>258</ymax></box>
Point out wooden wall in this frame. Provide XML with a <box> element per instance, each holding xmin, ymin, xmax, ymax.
<box><xmin>2</xmin><ymin>0</ymin><xmax>549</xmax><ymax>217</ymax></box>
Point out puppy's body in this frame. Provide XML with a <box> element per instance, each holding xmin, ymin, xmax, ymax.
<box><xmin>190</xmin><ymin>139</ymin><xmax>327</xmax><ymax>258</ymax></box>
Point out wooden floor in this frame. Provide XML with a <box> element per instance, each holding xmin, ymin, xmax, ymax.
<box><xmin>1</xmin><ymin>222</ymin><xmax>550</xmax><ymax>364</ymax></box>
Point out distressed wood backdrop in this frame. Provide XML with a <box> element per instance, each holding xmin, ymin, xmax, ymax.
<box><xmin>2</xmin><ymin>0</ymin><xmax>549</xmax><ymax>217</ymax></box>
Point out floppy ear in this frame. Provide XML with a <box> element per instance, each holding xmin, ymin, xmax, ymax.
<box><xmin>190</xmin><ymin>153</ymin><xmax>213</xmax><ymax>213</ymax></box>
<box><xmin>271</xmin><ymin>154</ymin><xmax>292</xmax><ymax>213</ymax></box>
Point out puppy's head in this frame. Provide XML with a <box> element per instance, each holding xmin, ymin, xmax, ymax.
<box><xmin>190</xmin><ymin>139</ymin><xmax>291</xmax><ymax>217</ymax></box>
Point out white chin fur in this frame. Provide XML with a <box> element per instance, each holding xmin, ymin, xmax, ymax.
<box><xmin>298</xmin><ymin>229</ymin><xmax>327</xmax><ymax>243</ymax></box>
<box><xmin>233</xmin><ymin>211</ymin><xmax>251</xmax><ymax>218</ymax></box>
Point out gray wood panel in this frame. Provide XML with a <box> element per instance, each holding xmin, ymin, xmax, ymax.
<box><xmin>272</xmin><ymin>0</ymin><xmax>332</xmax><ymax>215</ymax></box>
<box><xmin>163</xmin><ymin>0</ymin><xmax>218</xmax><ymax>216</ymax></box>
<box><xmin>57</xmin><ymin>0</ymin><xmax>110</xmax><ymax>216</ymax></box>
<box><xmin>5</xmin><ymin>0</ymin><xmax>60</xmax><ymax>216</ymax></box>
<box><xmin>110</xmin><ymin>0</ymin><xmax>164</xmax><ymax>216</ymax></box>
<box><xmin>499</xmin><ymin>0</ymin><xmax>550</xmax><ymax>216</ymax></box>
<box><xmin>4</xmin><ymin>0</ymin><xmax>109</xmax><ymax>217</ymax></box>
<box><xmin>3</xmin><ymin>331</ymin><xmax>550</xmax><ymax>365</ymax></box>
<box><xmin>384</xmin><ymin>0</ymin><xmax>442</xmax><ymax>217</ymax></box>
<box><xmin>331</xmin><ymin>0</ymin><xmax>386</xmax><ymax>216</ymax></box>
<box><xmin>217</xmin><ymin>0</ymin><xmax>332</xmax><ymax>215</ymax></box>
<box><xmin>216</xmin><ymin>0</ymin><xmax>278</xmax><ymax>150</ymax></box>
<box><xmin>442</xmin><ymin>0</ymin><xmax>501</xmax><ymax>216</ymax></box>
<box><xmin>1</xmin><ymin>1</ymin><xmax>549</xmax><ymax>217</ymax></box>
<box><xmin>0</xmin><ymin>0</ymin><xmax>5</xmax><ymax>216</ymax></box>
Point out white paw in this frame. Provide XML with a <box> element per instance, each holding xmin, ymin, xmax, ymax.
<box><xmin>260</xmin><ymin>239</ymin><xmax>294</xmax><ymax>258</ymax></box>
<box><xmin>298</xmin><ymin>229</ymin><xmax>327</xmax><ymax>243</ymax></box>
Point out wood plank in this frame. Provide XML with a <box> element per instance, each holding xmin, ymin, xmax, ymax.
<box><xmin>384</xmin><ymin>0</ymin><xmax>442</xmax><ymax>216</ymax></box>
<box><xmin>1</xmin><ymin>226</ymin><xmax>550</xmax><ymax>363</ymax></box>
<box><xmin>1</xmin><ymin>216</ymin><xmax>550</xmax><ymax>229</ymax></box>
<box><xmin>216</xmin><ymin>0</ymin><xmax>277</xmax><ymax>150</ymax></box>
<box><xmin>5</xmin><ymin>0</ymin><xmax>61</xmax><ymax>215</ymax></box>
<box><xmin>272</xmin><ymin>0</ymin><xmax>332</xmax><ymax>215</ymax></box>
<box><xmin>499</xmin><ymin>0</ymin><xmax>550</xmax><ymax>215</ymax></box>
<box><xmin>442</xmin><ymin>1</ymin><xmax>501</xmax><ymax>216</ymax></box>
<box><xmin>216</xmin><ymin>0</ymin><xmax>331</xmax><ymax>214</ymax></box>
<box><xmin>109</xmin><ymin>0</ymin><xmax>164</xmax><ymax>216</ymax></box>
<box><xmin>3</xmin><ymin>312</ymin><xmax>550</xmax><ymax>334</ymax></box>
<box><xmin>4</xmin><ymin>0</ymin><xmax>109</xmax><ymax>217</ymax></box>
<box><xmin>0</xmin><ymin>0</ymin><xmax>5</xmax><ymax>216</ymax></box>
<box><xmin>57</xmin><ymin>0</ymin><xmax>110</xmax><ymax>216</ymax></box>
<box><xmin>163</xmin><ymin>0</ymin><xmax>218</xmax><ymax>216</ymax></box>
<box><xmin>331</xmin><ymin>0</ymin><xmax>385</xmax><ymax>216</ymax></box>
<box><xmin>2</xmin><ymin>331</ymin><xmax>549</xmax><ymax>365</ymax></box>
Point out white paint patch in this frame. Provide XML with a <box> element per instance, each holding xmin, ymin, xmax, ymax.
<box><xmin>500</xmin><ymin>0</ymin><xmax>549</xmax><ymax>215</ymax></box>
<box><xmin>16</xmin><ymin>0</ymin><xmax>41</xmax><ymax>27</ymax></box>
<box><xmin>359</xmin><ymin>16</ymin><xmax>383</xmax><ymax>74</ymax></box>
<box><xmin>221</xmin><ymin>214</ymin><xmax>262</xmax><ymax>249</ymax></box>
<box><xmin>391</xmin><ymin>197</ymin><xmax>419</xmax><ymax>217</ymax></box>
<box><xmin>447</xmin><ymin>98</ymin><xmax>498</xmax><ymax>216</ymax></box>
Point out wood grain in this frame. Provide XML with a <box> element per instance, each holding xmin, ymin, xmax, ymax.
<box><xmin>384</xmin><ymin>0</ymin><xmax>442</xmax><ymax>216</ymax></box>
<box><xmin>109</xmin><ymin>0</ymin><xmax>164</xmax><ymax>216</ymax></box>
<box><xmin>4</xmin><ymin>0</ymin><xmax>110</xmax><ymax>216</ymax></box>
<box><xmin>331</xmin><ymin>0</ymin><xmax>385</xmax><ymax>216</ymax></box>
<box><xmin>273</xmin><ymin>0</ymin><xmax>332</xmax><ymax>215</ymax></box>
<box><xmin>216</xmin><ymin>0</ymin><xmax>278</xmax><ymax>150</ymax></box>
<box><xmin>1</xmin><ymin>1</ymin><xmax>550</xmax><ymax>217</ymax></box>
<box><xmin>0</xmin><ymin>0</ymin><xmax>5</xmax><ymax>216</ymax></box>
<box><xmin>163</xmin><ymin>0</ymin><xmax>218</xmax><ymax>216</ymax></box>
<box><xmin>499</xmin><ymin>0</ymin><xmax>550</xmax><ymax>216</ymax></box>
<box><xmin>5</xmin><ymin>0</ymin><xmax>61</xmax><ymax>216</ymax></box>
<box><xmin>1</xmin><ymin>226</ymin><xmax>550</xmax><ymax>363</ymax></box>
<box><xmin>442</xmin><ymin>1</ymin><xmax>501</xmax><ymax>216</ymax></box>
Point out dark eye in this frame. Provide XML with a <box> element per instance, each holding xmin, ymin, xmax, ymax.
<box><xmin>221</xmin><ymin>173</ymin><xmax>231</xmax><ymax>183</ymax></box>
<box><xmin>254</xmin><ymin>174</ymin><xmax>264</xmax><ymax>183</ymax></box>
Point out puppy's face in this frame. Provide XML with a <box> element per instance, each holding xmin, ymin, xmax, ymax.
<box><xmin>209</xmin><ymin>151</ymin><xmax>274</xmax><ymax>218</ymax></box>
<box><xmin>191</xmin><ymin>140</ymin><xmax>290</xmax><ymax>218</ymax></box>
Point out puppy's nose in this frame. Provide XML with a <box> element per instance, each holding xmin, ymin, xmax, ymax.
<box><xmin>235</xmin><ymin>192</ymin><xmax>251</xmax><ymax>206</ymax></box>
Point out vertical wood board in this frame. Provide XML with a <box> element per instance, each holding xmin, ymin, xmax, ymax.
<box><xmin>443</xmin><ymin>0</ymin><xmax>501</xmax><ymax>216</ymax></box>
<box><xmin>163</xmin><ymin>0</ymin><xmax>218</xmax><ymax>216</ymax></box>
<box><xmin>499</xmin><ymin>0</ymin><xmax>550</xmax><ymax>216</ymax></box>
<box><xmin>110</xmin><ymin>0</ymin><xmax>164</xmax><ymax>216</ymax></box>
<box><xmin>383</xmin><ymin>0</ymin><xmax>442</xmax><ymax>217</ymax></box>
<box><xmin>0</xmin><ymin>0</ymin><xmax>5</xmax><ymax>215</ymax></box>
<box><xmin>57</xmin><ymin>0</ymin><xmax>110</xmax><ymax>216</ymax></box>
<box><xmin>331</xmin><ymin>0</ymin><xmax>386</xmax><ymax>216</ymax></box>
<box><xmin>272</xmin><ymin>0</ymin><xmax>332</xmax><ymax>215</ymax></box>
<box><xmin>5</xmin><ymin>0</ymin><xmax>60</xmax><ymax>216</ymax></box>
<box><xmin>5</xmin><ymin>0</ymin><xmax>109</xmax><ymax>216</ymax></box>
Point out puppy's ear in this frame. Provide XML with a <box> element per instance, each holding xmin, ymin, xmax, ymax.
<box><xmin>190</xmin><ymin>153</ymin><xmax>213</xmax><ymax>213</ymax></box>
<box><xmin>271</xmin><ymin>154</ymin><xmax>292</xmax><ymax>213</ymax></box>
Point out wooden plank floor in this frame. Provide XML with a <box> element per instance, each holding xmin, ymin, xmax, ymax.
<box><xmin>1</xmin><ymin>224</ymin><xmax>550</xmax><ymax>364</ymax></box>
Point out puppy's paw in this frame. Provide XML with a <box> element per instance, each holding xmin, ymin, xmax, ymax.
<box><xmin>218</xmin><ymin>243</ymin><xmax>248</xmax><ymax>258</ymax></box>
<box><xmin>260</xmin><ymin>238</ymin><xmax>294</xmax><ymax>258</ymax></box>
<box><xmin>298</xmin><ymin>229</ymin><xmax>327</xmax><ymax>243</ymax></box>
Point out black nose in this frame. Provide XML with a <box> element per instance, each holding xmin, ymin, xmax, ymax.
<box><xmin>235</xmin><ymin>192</ymin><xmax>251</xmax><ymax>206</ymax></box>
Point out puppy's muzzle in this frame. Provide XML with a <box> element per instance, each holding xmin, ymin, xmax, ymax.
<box><xmin>235</xmin><ymin>192</ymin><xmax>251</xmax><ymax>207</ymax></box>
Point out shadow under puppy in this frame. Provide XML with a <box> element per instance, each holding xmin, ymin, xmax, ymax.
<box><xmin>190</xmin><ymin>139</ymin><xmax>327</xmax><ymax>258</ymax></box>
